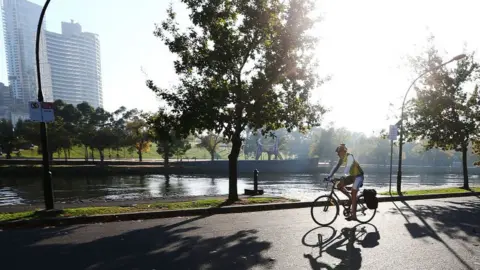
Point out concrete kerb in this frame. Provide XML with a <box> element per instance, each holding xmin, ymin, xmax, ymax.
<box><xmin>1</xmin><ymin>191</ymin><xmax>479</xmax><ymax>230</ymax></box>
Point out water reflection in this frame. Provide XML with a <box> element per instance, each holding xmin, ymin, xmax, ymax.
<box><xmin>0</xmin><ymin>173</ymin><xmax>479</xmax><ymax>206</ymax></box>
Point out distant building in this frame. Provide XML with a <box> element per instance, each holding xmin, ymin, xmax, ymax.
<box><xmin>45</xmin><ymin>20</ymin><xmax>103</xmax><ymax>108</ymax></box>
<box><xmin>2</xmin><ymin>0</ymin><xmax>54</xmax><ymax>115</ymax></box>
<box><xmin>0</xmin><ymin>82</ymin><xmax>12</xmax><ymax>120</ymax></box>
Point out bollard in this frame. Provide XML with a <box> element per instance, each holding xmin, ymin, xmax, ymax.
<box><xmin>244</xmin><ymin>169</ymin><xmax>263</xmax><ymax>196</ymax></box>
<box><xmin>254</xmin><ymin>169</ymin><xmax>259</xmax><ymax>192</ymax></box>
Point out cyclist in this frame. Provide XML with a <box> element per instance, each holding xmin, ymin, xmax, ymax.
<box><xmin>325</xmin><ymin>144</ymin><xmax>364</xmax><ymax>221</ymax></box>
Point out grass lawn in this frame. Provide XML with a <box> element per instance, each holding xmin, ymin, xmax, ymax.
<box><xmin>15</xmin><ymin>143</ymin><xmax>229</xmax><ymax>160</ymax></box>
<box><xmin>14</xmin><ymin>142</ymin><xmax>288</xmax><ymax>161</ymax></box>
<box><xmin>0</xmin><ymin>197</ymin><xmax>296</xmax><ymax>222</ymax></box>
<box><xmin>379</xmin><ymin>187</ymin><xmax>480</xmax><ymax>196</ymax></box>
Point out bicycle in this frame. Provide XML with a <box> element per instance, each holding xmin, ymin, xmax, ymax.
<box><xmin>310</xmin><ymin>177</ymin><xmax>376</xmax><ymax>226</ymax></box>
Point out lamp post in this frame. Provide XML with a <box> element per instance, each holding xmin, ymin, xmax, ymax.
<box><xmin>35</xmin><ymin>0</ymin><xmax>54</xmax><ymax>209</ymax></box>
<box><xmin>396</xmin><ymin>53</ymin><xmax>467</xmax><ymax>194</ymax></box>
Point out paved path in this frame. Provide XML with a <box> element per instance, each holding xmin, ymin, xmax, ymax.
<box><xmin>1</xmin><ymin>197</ymin><xmax>479</xmax><ymax>270</ymax></box>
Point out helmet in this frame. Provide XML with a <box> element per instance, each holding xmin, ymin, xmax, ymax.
<box><xmin>335</xmin><ymin>144</ymin><xmax>347</xmax><ymax>153</ymax></box>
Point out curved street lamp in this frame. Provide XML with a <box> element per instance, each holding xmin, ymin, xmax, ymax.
<box><xmin>396</xmin><ymin>53</ymin><xmax>467</xmax><ymax>194</ymax></box>
<box><xmin>35</xmin><ymin>0</ymin><xmax>53</xmax><ymax>209</ymax></box>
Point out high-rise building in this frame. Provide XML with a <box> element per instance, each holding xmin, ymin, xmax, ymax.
<box><xmin>45</xmin><ymin>20</ymin><xmax>103</xmax><ymax>108</ymax></box>
<box><xmin>0</xmin><ymin>82</ymin><xmax>12</xmax><ymax>119</ymax></box>
<box><xmin>2</xmin><ymin>0</ymin><xmax>54</xmax><ymax>117</ymax></box>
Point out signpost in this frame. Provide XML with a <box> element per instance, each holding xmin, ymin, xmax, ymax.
<box><xmin>388</xmin><ymin>125</ymin><xmax>398</xmax><ymax>194</ymax></box>
<box><xmin>29</xmin><ymin>101</ymin><xmax>55</xmax><ymax>123</ymax></box>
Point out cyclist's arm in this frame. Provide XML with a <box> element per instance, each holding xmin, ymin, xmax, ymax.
<box><xmin>343</xmin><ymin>154</ymin><xmax>354</xmax><ymax>176</ymax></box>
<box><xmin>328</xmin><ymin>158</ymin><xmax>342</xmax><ymax>178</ymax></box>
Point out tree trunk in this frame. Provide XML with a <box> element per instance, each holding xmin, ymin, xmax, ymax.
<box><xmin>163</xmin><ymin>142</ymin><xmax>170</xmax><ymax>168</ymax></box>
<box><xmin>64</xmin><ymin>149</ymin><xmax>68</xmax><ymax>162</ymax></box>
<box><xmin>84</xmin><ymin>145</ymin><xmax>89</xmax><ymax>161</ymax></box>
<box><xmin>228</xmin><ymin>133</ymin><xmax>241</xmax><ymax>201</ymax></box>
<box><xmin>91</xmin><ymin>148</ymin><xmax>95</xmax><ymax>162</ymax></box>
<box><xmin>210</xmin><ymin>150</ymin><xmax>215</xmax><ymax>161</ymax></box>
<box><xmin>461</xmin><ymin>144</ymin><xmax>469</xmax><ymax>189</ymax></box>
<box><xmin>99</xmin><ymin>149</ymin><xmax>105</xmax><ymax>163</ymax></box>
<box><xmin>138</xmin><ymin>139</ymin><xmax>143</xmax><ymax>162</ymax></box>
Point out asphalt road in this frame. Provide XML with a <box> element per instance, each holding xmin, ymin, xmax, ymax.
<box><xmin>1</xmin><ymin>197</ymin><xmax>479</xmax><ymax>270</ymax></box>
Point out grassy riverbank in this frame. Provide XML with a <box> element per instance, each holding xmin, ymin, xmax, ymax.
<box><xmin>379</xmin><ymin>187</ymin><xmax>480</xmax><ymax>196</ymax></box>
<box><xmin>0</xmin><ymin>197</ymin><xmax>295</xmax><ymax>222</ymax></box>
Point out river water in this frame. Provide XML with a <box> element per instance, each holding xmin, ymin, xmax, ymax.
<box><xmin>1</xmin><ymin>173</ymin><xmax>479</xmax><ymax>206</ymax></box>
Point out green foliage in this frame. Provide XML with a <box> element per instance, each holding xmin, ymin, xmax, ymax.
<box><xmin>474</xmin><ymin>141</ymin><xmax>480</xmax><ymax>166</ymax></box>
<box><xmin>149</xmin><ymin>110</ymin><xmax>191</xmax><ymax>166</ymax></box>
<box><xmin>148</xmin><ymin>0</ymin><xmax>327</xmax><ymax>200</ymax></box>
<box><xmin>124</xmin><ymin>110</ymin><xmax>153</xmax><ymax>162</ymax></box>
<box><xmin>0</xmin><ymin>119</ymin><xmax>18</xmax><ymax>159</ymax></box>
<box><xmin>404</xmin><ymin>40</ymin><xmax>480</xmax><ymax>188</ymax></box>
<box><xmin>195</xmin><ymin>132</ymin><xmax>225</xmax><ymax>161</ymax></box>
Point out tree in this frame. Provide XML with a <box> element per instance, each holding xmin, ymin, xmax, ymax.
<box><xmin>125</xmin><ymin>111</ymin><xmax>152</xmax><ymax>162</ymax></box>
<box><xmin>309</xmin><ymin>127</ymin><xmax>335</xmax><ymax>160</ymax></box>
<box><xmin>147</xmin><ymin>0</ymin><xmax>326</xmax><ymax>200</ymax></box>
<box><xmin>90</xmin><ymin>126</ymin><xmax>116</xmax><ymax>163</ymax></box>
<box><xmin>110</xmin><ymin>106</ymin><xmax>130</xmax><ymax>159</ymax></box>
<box><xmin>473</xmin><ymin>140</ymin><xmax>480</xmax><ymax>166</ymax></box>
<box><xmin>76</xmin><ymin>102</ymin><xmax>96</xmax><ymax>161</ymax></box>
<box><xmin>149</xmin><ymin>110</ymin><xmax>191</xmax><ymax>167</ymax></box>
<box><xmin>196</xmin><ymin>132</ymin><xmax>225</xmax><ymax>161</ymax></box>
<box><xmin>89</xmin><ymin>108</ymin><xmax>115</xmax><ymax>163</ymax></box>
<box><xmin>404</xmin><ymin>45</ymin><xmax>480</xmax><ymax>189</ymax></box>
<box><xmin>22</xmin><ymin>117</ymin><xmax>72</xmax><ymax>161</ymax></box>
<box><xmin>52</xmin><ymin>100</ymin><xmax>81</xmax><ymax>160</ymax></box>
<box><xmin>0</xmin><ymin>119</ymin><xmax>16</xmax><ymax>159</ymax></box>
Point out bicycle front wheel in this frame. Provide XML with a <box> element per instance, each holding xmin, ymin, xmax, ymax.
<box><xmin>310</xmin><ymin>195</ymin><xmax>339</xmax><ymax>226</ymax></box>
<box><xmin>355</xmin><ymin>194</ymin><xmax>376</xmax><ymax>224</ymax></box>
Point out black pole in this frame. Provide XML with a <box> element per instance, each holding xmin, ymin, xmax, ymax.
<box><xmin>253</xmin><ymin>169</ymin><xmax>259</xmax><ymax>192</ymax></box>
<box><xmin>35</xmin><ymin>0</ymin><xmax>54</xmax><ymax>210</ymax></box>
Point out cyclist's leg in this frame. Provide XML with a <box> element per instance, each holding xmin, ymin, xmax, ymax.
<box><xmin>338</xmin><ymin>176</ymin><xmax>355</xmax><ymax>203</ymax></box>
<box><xmin>349</xmin><ymin>175</ymin><xmax>364</xmax><ymax>219</ymax></box>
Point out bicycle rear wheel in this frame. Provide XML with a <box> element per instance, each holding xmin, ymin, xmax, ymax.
<box><xmin>355</xmin><ymin>194</ymin><xmax>376</xmax><ymax>224</ymax></box>
<box><xmin>310</xmin><ymin>195</ymin><xmax>339</xmax><ymax>226</ymax></box>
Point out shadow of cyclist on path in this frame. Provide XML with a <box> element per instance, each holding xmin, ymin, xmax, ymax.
<box><xmin>303</xmin><ymin>223</ymin><xmax>380</xmax><ymax>270</ymax></box>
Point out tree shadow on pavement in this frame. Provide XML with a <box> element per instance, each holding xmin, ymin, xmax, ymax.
<box><xmin>303</xmin><ymin>223</ymin><xmax>380</xmax><ymax>270</ymax></box>
<box><xmin>0</xmin><ymin>217</ymin><xmax>274</xmax><ymax>270</ymax></box>
<box><xmin>388</xmin><ymin>199</ymin><xmax>480</xmax><ymax>243</ymax></box>
<box><xmin>390</xmin><ymin>199</ymin><xmax>479</xmax><ymax>270</ymax></box>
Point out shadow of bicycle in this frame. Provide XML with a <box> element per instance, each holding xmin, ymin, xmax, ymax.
<box><xmin>302</xmin><ymin>223</ymin><xmax>380</xmax><ymax>270</ymax></box>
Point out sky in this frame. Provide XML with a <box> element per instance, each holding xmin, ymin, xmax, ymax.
<box><xmin>1</xmin><ymin>0</ymin><xmax>479</xmax><ymax>135</ymax></box>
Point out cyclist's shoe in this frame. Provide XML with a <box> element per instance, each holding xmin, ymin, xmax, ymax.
<box><xmin>345</xmin><ymin>215</ymin><xmax>357</xmax><ymax>222</ymax></box>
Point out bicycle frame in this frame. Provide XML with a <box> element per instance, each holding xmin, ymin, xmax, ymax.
<box><xmin>325</xmin><ymin>178</ymin><xmax>365</xmax><ymax>214</ymax></box>
<box><xmin>326</xmin><ymin>179</ymin><xmax>353</xmax><ymax>208</ymax></box>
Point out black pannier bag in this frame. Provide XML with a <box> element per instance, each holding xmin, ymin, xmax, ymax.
<box><xmin>363</xmin><ymin>189</ymin><xmax>378</xmax><ymax>209</ymax></box>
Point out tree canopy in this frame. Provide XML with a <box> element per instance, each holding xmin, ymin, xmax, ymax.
<box><xmin>147</xmin><ymin>0</ymin><xmax>327</xmax><ymax>200</ymax></box>
<box><xmin>404</xmin><ymin>42</ymin><xmax>480</xmax><ymax>189</ymax></box>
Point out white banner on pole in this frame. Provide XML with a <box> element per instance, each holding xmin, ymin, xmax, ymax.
<box><xmin>388</xmin><ymin>125</ymin><xmax>398</xmax><ymax>141</ymax></box>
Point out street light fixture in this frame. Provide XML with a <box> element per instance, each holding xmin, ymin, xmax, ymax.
<box><xmin>396</xmin><ymin>53</ymin><xmax>467</xmax><ymax>194</ymax></box>
<box><xmin>35</xmin><ymin>0</ymin><xmax>54</xmax><ymax>209</ymax></box>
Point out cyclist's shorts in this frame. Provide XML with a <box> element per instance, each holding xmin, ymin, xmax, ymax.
<box><xmin>341</xmin><ymin>175</ymin><xmax>364</xmax><ymax>190</ymax></box>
